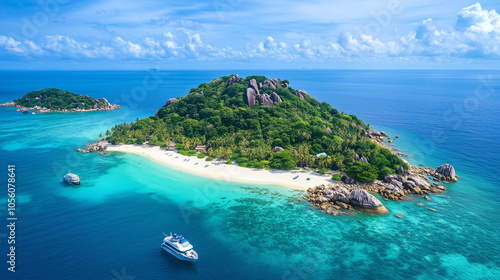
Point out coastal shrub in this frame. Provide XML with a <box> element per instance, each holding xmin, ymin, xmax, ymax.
<box><xmin>318</xmin><ymin>168</ymin><xmax>329</xmax><ymax>175</ymax></box>
<box><xmin>197</xmin><ymin>152</ymin><xmax>206</xmax><ymax>159</ymax></box>
<box><xmin>226</xmin><ymin>160</ymin><xmax>233</xmax><ymax>164</ymax></box>
<box><xmin>331</xmin><ymin>173</ymin><xmax>342</xmax><ymax>181</ymax></box>
<box><xmin>270</xmin><ymin>150</ymin><xmax>297</xmax><ymax>170</ymax></box>
<box><xmin>345</xmin><ymin>162</ymin><xmax>378</xmax><ymax>183</ymax></box>
<box><xmin>206</xmin><ymin>157</ymin><xmax>213</xmax><ymax>161</ymax></box>
<box><xmin>175</xmin><ymin>143</ymin><xmax>183</xmax><ymax>149</ymax></box>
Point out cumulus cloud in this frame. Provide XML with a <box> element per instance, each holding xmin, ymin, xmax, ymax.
<box><xmin>1</xmin><ymin>2</ymin><xmax>499</xmax><ymax>63</ymax></box>
<box><xmin>0</xmin><ymin>36</ymin><xmax>45</xmax><ymax>56</ymax></box>
<box><xmin>456</xmin><ymin>2</ymin><xmax>500</xmax><ymax>34</ymax></box>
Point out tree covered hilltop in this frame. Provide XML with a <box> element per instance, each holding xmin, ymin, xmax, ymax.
<box><xmin>4</xmin><ymin>88</ymin><xmax>120</xmax><ymax>113</ymax></box>
<box><xmin>108</xmin><ymin>74</ymin><xmax>408</xmax><ymax>182</ymax></box>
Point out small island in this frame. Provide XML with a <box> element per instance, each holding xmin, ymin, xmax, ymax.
<box><xmin>100</xmin><ymin>74</ymin><xmax>456</xmax><ymax>215</ymax></box>
<box><xmin>0</xmin><ymin>88</ymin><xmax>120</xmax><ymax>113</ymax></box>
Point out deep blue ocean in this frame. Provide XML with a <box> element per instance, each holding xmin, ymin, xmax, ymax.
<box><xmin>0</xmin><ymin>70</ymin><xmax>499</xmax><ymax>280</ymax></box>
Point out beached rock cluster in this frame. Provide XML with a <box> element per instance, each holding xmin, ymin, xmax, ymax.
<box><xmin>77</xmin><ymin>141</ymin><xmax>109</xmax><ymax>153</ymax></box>
<box><xmin>306</xmin><ymin>184</ymin><xmax>389</xmax><ymax>215</ymax></box>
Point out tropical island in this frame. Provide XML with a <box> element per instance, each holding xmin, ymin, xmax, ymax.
<box><xmin>0</xmin><ymin>88</ymin><xmax>120</xmax><ymax>113</ymax></box>
<box><xmin>102</xmin><ymin>74</ymin><xmax>457</xmax><ymax>215</ymax></box>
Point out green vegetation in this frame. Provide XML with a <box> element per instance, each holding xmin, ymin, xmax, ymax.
<box><xmin>226</xmin><ymin>160</ymin><xmax>233</xmax><ymax>165</ymax></box>
<box><xmin>108</xmin><ymin>74</ymin><xmax>407</xmax><ymax>182</ymax></box>
<box><xmin>331</xmin><ymin>173</ymin><xmax>343</xmax><ymax>181</ymax></box>
<box><xmin>318</xmin><ymin>168</ymin><xmax>329</xmax><ymax>175</ymax></box>
<box><xmin>177</xmin><ymin>149</ymin><xmax>197</xmax><ymax>156</ymax></box>
<box><xmin>14</xmin><ymin>88</ymin><xmax>108</xmax><ymax>110</ymax></box>
<box><xmin>197</xmin><ymin>152</ymin><xmax>206</xmax><ymax>159</ymax></box>
<box><xmin>206</xmin><ymin>157</ymin><xmax>213</xmax><ymax>161</ymax></box>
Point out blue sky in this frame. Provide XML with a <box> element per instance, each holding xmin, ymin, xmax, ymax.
<box><xmin>0</xmin><ymin>0</ymin><xmax>499</xmax><ymax>69</ymax></box>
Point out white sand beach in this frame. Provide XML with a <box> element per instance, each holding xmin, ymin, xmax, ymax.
<box><xmin>106</xmin><ymin>144</ymin><xmax>333</xmax><ymax>190</ymax></box>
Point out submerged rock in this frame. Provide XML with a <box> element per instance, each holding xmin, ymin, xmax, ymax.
<box><xmin>347</xmin><ymin>190</ymin><xmax>389</xmax><ymax>214</ymax></box>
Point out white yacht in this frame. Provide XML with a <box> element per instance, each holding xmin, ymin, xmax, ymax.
<box><xmin>161</xmin><ymin>233</ymin><xmax>198</xmax><ymax>262</ymax></box>
<box><xmin>63</xmin><ymin>172</ymin><xmax>80</xmax><ymax>185</ymax></box>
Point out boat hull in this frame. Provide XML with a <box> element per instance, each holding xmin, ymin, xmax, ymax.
<box><xmin>161</xmin><ymin>243</ymin><xmax>198</xmax><ymax>262</ymax></box>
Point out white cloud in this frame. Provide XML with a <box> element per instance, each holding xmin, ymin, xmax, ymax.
<box><xmin>1</xmin><ymin>2</ymin><xmax>499</xmax><ymax>63</ymax></box>
<box><xmin>0</xmin><ymin>36</ymin><xmax>45</xmax><ymax>56</ymax></box>
<box><xmin>457</xmin><ymin>2</ymin><xmax>500</xmax><ymax>34</ymax></box>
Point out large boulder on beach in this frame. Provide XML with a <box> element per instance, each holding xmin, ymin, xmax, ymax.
<box><xmin>341</xmin><ymin>175</ymin><xmax>356</xmax><ymax>184</ymax></box>
<box><xmin>435</xmin><ymin>164</ymin><xmax>457</xmax><ymax>182</ymax></box>
<box><xmin>246</xmin><ymin>88</ymin><xmax>257</xmax><ymax>109</ymax></box>
<box><xmin>347</xmin><ymin>190</ymin><xmax>389</xmax><ymax>214</ymax></box>
<box><xmin>324</xmin><ymin>188</ymin><xmax>335</xmax><ymax>198</ymax></box>
<box><xmin>332</xmin><ymin>192</ymin><xmax>350</xmax><ymax>203</ymax></box>
<box><xmin>316</xmin><ymin>196</ymin><xmax>329</xmax><ymax>203</ymax></box>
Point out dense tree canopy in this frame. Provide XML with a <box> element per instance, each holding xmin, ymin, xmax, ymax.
<box><xmin>14</xmin><ymin>88</ymin><xmax>105</xmax><ymax>110</ymax></box>
<box><xmin>108</xmin><ymin>74</ymin><xmax>407</xmax><ymax>181</ymax></box>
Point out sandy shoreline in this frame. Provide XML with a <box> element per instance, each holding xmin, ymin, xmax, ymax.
<box><xmin>106</xmin><ymin>144</ymin><xmax>333</xmax><ymax>190</ymax></box>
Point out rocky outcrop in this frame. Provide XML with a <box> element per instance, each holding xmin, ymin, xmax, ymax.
<box><xmin>77</xmin><ymin>140</ymin><xmax>109</xmax><ymax>154</ymax></box>
<box><xmin>306</xmin><ymin>185</ymin><xmax>388</xmax><ymax>215</ymax></box>
<box><xmin>227</xmin><ymin>74</ymin><xmax>240</xmax><ymax>86</ymax></box>
<box><xmin>294</xmin><ymin>90</ymin><xmax>307</xmax><ymax>100</ymax></box>
<box><xmin>360</xmin><ymin>128</ymin><xmax>373</xmax><ymax>139</ymax></box>
<box><xmin>258</xmin><ymin>93</ymin><xmax>274</xmax><ymax>107</ymax></box>
<box><xmin>347</xmin><ymin>190</ymin><xmax>389</xmax><ymax>214</ymax></box>
<box><xmin>369</xmin><ymin>127</ymin><xmax>382</xmax><ymax>137</ymax></box>
<box><xmin>270</xmin><ymin>92</ymin><xmax>282</xmax><ymax>103</ymax></box>
<box><xmin>273</xmin><ymin>146</ymin><xmax>284</xmax><ymax>152</ymax></box>
<box><xmin>165</xmin><ymin>98</ymin><xmax>178</xmax><ymax>107</ymax></box>
<box><xmin>383</xmin><ymin>174</ymin><xmax>405</xmax><ymax>183</ymax></box>
<box><xmin>249</xmin><ymin>79</ymin><xmax>260</xmax><ymax>95</ymax></box>
<box><xmin>354</xmin><ymin>154</ymin><xmax>368</xmax><ymax>163</ymax></box>
<box><xmin>434</xmin><ymin>164</ymin><xmax>457</xmax><ymax>182</ymax></box>
<box><xmin>0</xmin><ymin>101</ymin><xmax>16</xmax><ymax>107</ymax></box>
<box><xmin>246</xmin><ymin>88</ymin><xmax>257</xmax><ymax>109</ymax></box>
<box><xmin>341</xmin><ymin>175</ymin><xmax>356</xmax><ymax>184</ymax></box>
<box><xmin>396</xmin><ymin>166</ymin><xmax>410</xmax><ymax>176</ymax></box>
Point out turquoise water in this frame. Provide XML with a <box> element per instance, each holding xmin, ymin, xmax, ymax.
<box><xmin>0</xmin><ymin>70</ymin><xmax>499</xmax><ymax>279</ymax></box>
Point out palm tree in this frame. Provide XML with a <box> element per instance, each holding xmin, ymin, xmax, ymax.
<box><xmin>98</xmin><ymin>133</ymin><xmax>103</xmax><ymax>140</ymax></box>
